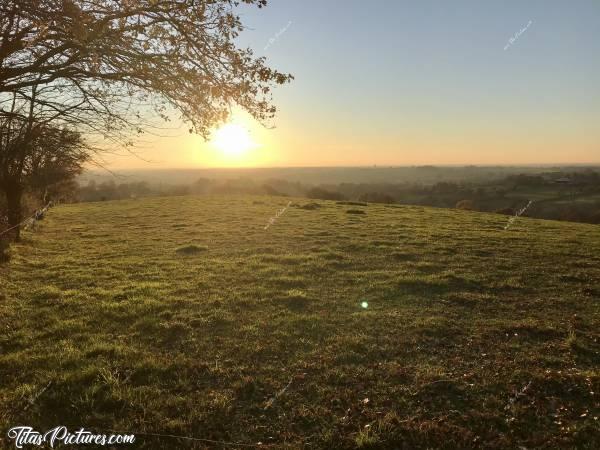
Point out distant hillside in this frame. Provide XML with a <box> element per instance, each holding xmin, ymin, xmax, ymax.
<box><xmin>1</xmin><ymin>196</ymin><xmax>598</xmax><ymax>449</ymax></box>
<box><xmin>79</xmin><ymin>165</ymin><xmax>600</xmax><ymax>186</ymax></box>
<box><xmin>72</xmin><ymin>166</ymin><xmax>600</xmax><ymax>226</ymax></box>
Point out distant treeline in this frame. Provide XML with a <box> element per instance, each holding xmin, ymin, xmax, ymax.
<box><xmin>70</xmin><ymin>169</ymin><xmax>600</xmax><ymax>225</ymax></box>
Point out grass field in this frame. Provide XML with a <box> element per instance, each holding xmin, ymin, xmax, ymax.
<box><xmin>1</xmin><ymin>195</ymin><xmax>599</xmax><ymax>449</ymax></box>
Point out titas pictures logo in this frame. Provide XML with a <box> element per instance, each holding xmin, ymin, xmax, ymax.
<box><xmin>264</xmin><ymin>21</ymin><xmax>292</xmax><ymax>50</ymax></box>
<box><xmin>7</xmin><ymin>426</ymin><xmax>135</xmax><ymax>448</ymax></box>
<box><xmin>504</xmin><ymin>20</ymin><xmax>533</xmax><ymax>50</ymax></box>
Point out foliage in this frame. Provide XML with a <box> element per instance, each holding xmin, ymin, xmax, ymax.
<box><xmin>0</xmin><ymin>0</ymin><xmax>293</xmax><ymax>142</ymax></box>
<box><xmin>0</xmin><ymin>111</ymin><xmax>89</xmax><ymax>238</ymax></box>
<box><xmin>0</xmin><ymin>116</ymin><xmax>89</xmax><ymax>190</ymax></box>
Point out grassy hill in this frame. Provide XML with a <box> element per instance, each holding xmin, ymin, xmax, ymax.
<box><xmin>1</xmin><ymin>195</ymin><xmax>598</xmax><ymax>449</ymax></box>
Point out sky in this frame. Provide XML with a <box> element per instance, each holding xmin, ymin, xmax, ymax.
<box><xmin>108</xmin><ymin>0</ymin><xmax>600</xmax><ymax>169</ymax></box>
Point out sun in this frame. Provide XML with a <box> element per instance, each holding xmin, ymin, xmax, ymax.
<box><xmin>211</xmin><ymin>123</ymin><xmax>257</xmax><ymax>157</ymax></box>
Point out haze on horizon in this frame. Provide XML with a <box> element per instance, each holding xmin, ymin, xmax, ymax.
<box><xmin>104</xmin><ymin>0</ymin><xmax>600</xmax><ymax>170</ymax></box>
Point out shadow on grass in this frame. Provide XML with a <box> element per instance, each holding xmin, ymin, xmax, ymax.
<box><xmin>388</xmin><ymin>275</ymin><xmax>485</xmax><ymax>299</ymax></box>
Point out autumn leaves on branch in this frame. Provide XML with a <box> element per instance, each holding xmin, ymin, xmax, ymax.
<box><xmin>0</xmin><ymin>0</ymin><xmax>292</xmax><ymax>239</ymax></box>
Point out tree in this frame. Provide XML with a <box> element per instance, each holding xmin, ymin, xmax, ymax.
<box><xmin>26</xmin><ymin>127</ymin><xmax>89</xmax><ymax>203</ymax></box>
<box><xmin>0</xmin><ymin>0</ymin><xmax>292</xmax><ymax>238</ymax></box>
<box><xmin>0</xmin><ymin>108</ymin><xmax>89</xmax><ymax>240</ymax></box>
<box><xmin>0</xmin><ymin>0</ymin><xmax>292</xmax><ymax>139</ymax></box>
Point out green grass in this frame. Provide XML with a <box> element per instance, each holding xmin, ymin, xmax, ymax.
<box><xmin>1</xmin><ymin>195</ymin><xmax>599</xmax><ymax>449</ymax></box>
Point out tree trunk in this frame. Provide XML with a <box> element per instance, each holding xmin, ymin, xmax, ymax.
<box><xmin>5</xmin><ymin>184</ymin><xmax>23</xmax><ymax>242</ymax></box>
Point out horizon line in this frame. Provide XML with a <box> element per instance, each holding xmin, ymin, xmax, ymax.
<box><xmin>85</xmin><ymin>162</ymin><xmax>600</xmax><ymax>172</ymax></box>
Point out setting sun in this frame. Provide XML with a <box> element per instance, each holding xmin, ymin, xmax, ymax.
<box><xmin>211</xmin><ymin>123</ymin><xmax>257</xmax><ymax>157</ymax></box>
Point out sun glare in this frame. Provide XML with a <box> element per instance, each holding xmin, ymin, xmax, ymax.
<box><xmin>211</xmin><ymin>123</ymin><xmax>257</xmax><ymax>157</ymax></box>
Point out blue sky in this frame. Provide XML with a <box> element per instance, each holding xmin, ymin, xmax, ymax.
<box><xmin>232</xmin><ymin>0</ymin><xmax>599</xmax><ymax>165</ymax></box>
